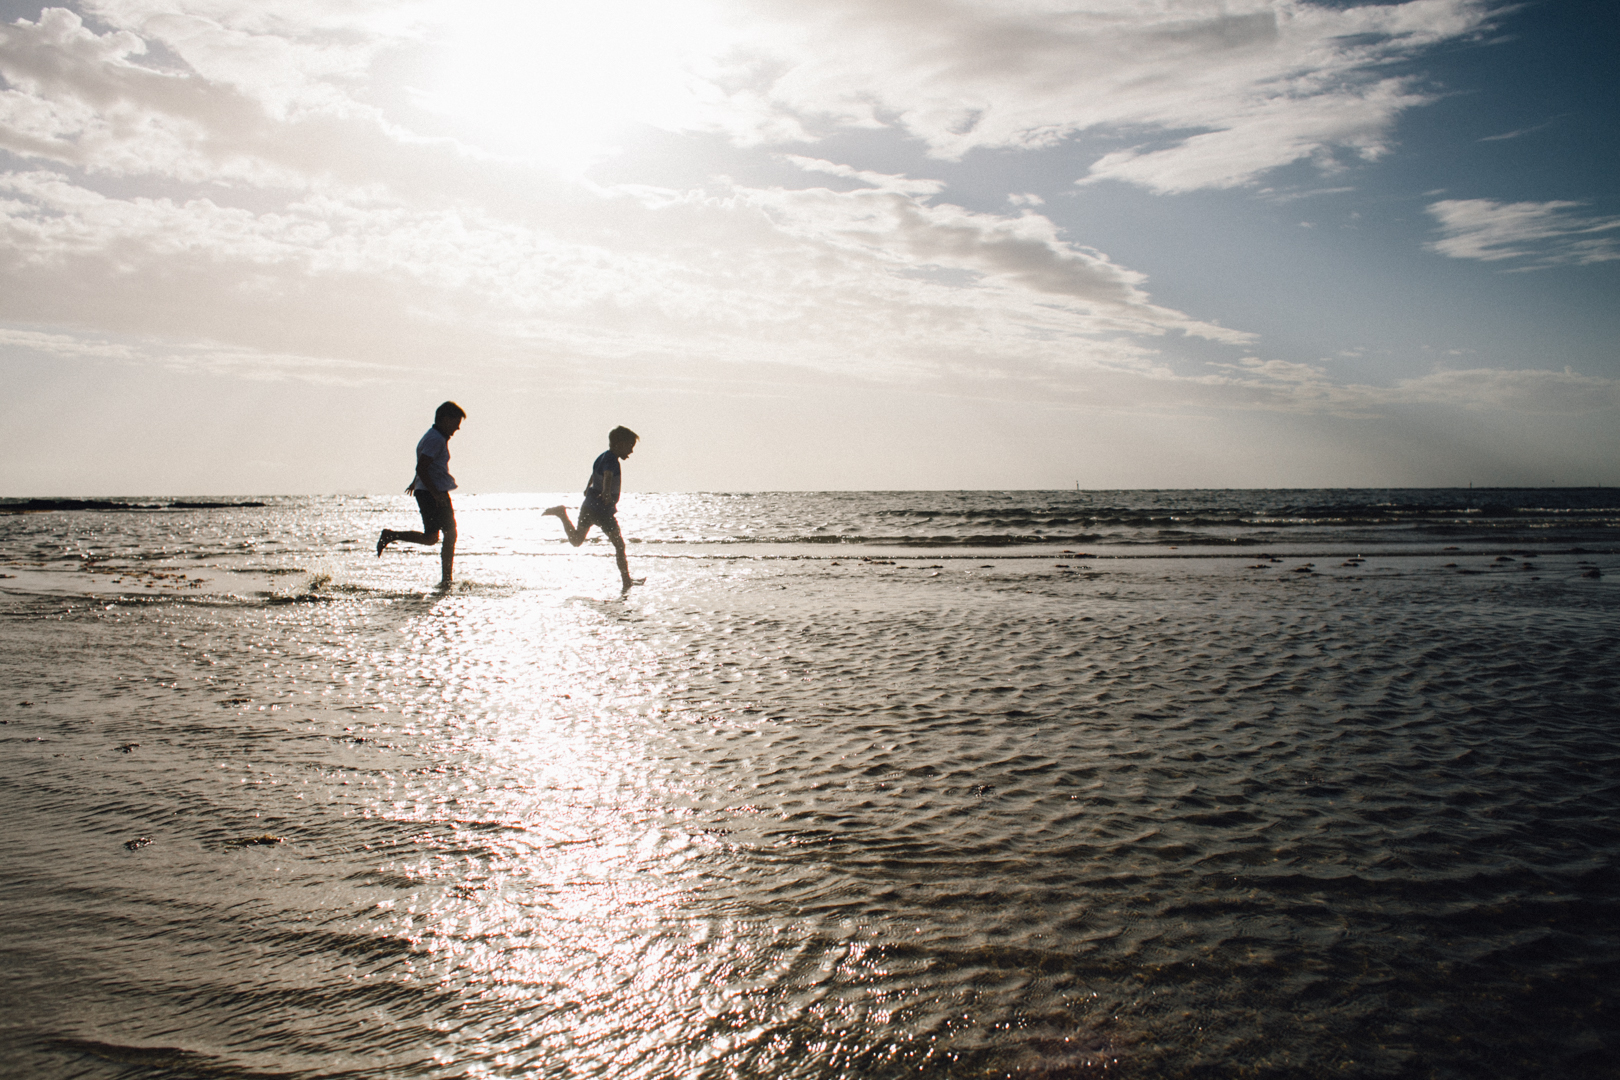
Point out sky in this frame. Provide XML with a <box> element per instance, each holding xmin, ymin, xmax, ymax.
<box><xmin>1</xmin><ymin>0</ymin><xmax>1617</xmax><ymax>494</ymax></box>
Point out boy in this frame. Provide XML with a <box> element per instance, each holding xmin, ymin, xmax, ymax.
<box><xmin>377</xmin><ymin>401</ymin><xmax>464</xmax><ymax>585</ymax></box>
<box><xmin>544</xmin><ymin>426</ymin><xmax>643</xmax><ymax>592</ymax></box>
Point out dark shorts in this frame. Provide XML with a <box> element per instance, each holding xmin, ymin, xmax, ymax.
<box><xmin>414</xmin><ymin>490</ymin><xmax>454</xmax><ymax>536</ymax></box>
<box><xmin>578</xmin><ymin>499</ymin><xmax>622</xmax><ymax>546</ymax></box>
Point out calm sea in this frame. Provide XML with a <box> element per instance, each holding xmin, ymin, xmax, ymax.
<box><xmin>2</xmin><ymin>490</ymin><xmax>1617</xmax><ymax>1078</ymax></box>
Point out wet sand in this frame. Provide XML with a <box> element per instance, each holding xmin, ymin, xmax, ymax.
<box><xmin>3</xmin><ymin>528</ymin><xmax>1617</xmax><ymax>1078</ymax></box>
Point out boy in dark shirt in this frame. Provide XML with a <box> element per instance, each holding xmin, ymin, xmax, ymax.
<box><xmin>545</xmin><ymin>426</ymin><xmax>642</xmax><ymax>593</ymax></box>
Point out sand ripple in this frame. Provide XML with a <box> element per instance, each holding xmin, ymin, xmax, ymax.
<box><xmin>2</xmin><ymin>548</ymin><xmax>1617</xmax><ymax>1078</ymax></box>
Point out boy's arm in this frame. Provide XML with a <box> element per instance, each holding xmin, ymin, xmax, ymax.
<box><xmin>584</xmin><ymin>462</ymin><xmax>606</xmax><ymax>502</ymax></box>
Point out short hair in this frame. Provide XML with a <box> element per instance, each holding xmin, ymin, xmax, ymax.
<box><xmin>435</xmin><ymin>401</ymin><xmax>466</xmax><ymax>424</ymax></box>
<box><xmin>609</xmin><ymin>425</ymin><xmax>638</xmax><ymax>446</ymax></box>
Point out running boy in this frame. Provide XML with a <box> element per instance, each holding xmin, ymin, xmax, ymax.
<box><xmin>544</xmin><ymin>426</ymin><xmax>642</xmax><ymax>592</ymax></box>
<box><xmin>377</xmin><ymin>401</ymin><xmax>464</xmax><ymax>585</ymax></box>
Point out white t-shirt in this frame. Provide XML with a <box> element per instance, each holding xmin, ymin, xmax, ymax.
<box><xmin>409</xmin><ymin>427</ymin><xmax>457</xmax><ymax>492</ymax></box>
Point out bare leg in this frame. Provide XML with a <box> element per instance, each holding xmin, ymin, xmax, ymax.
<box><xmin>544</xmin><ymin>505</ymin><xmax>592</xmax><ymax>547</ymax></box>
<box><xmin>550</xmin><ymin>504</ymin><xmax>638</xmax><ymax>590</ymax></box>
<box><xmin>439</xmin><ymin>520</ymin><xmax>456</xmax><ymax>583</ymax></box>
<box><xmin>614</xmin><ymin>540</ymin><xmax>643</xmax><ymax>592</ymax></box>
<box><xmin>606</xmin><ymin>526</ymin><xmax>643</xmax><ymax>592</ymax></box>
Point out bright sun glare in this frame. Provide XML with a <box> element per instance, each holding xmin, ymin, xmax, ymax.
<box><xmin>423</xmin><ymin>0</ymin><xmax>729</xmax><ymax>170</ymax></box>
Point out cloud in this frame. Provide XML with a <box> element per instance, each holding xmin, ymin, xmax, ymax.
<box><xmin>1393</xmin><ymin>366</ymin><xmax>1620</xmax><ymax>413</ymax></box>
<box><xmin>0</xmin><ymin>320</ymin><xmax>406</xmax><ymax>385</ymax></box>
<box><xmin>1425</xmin><ymin>198</ymin><xmax>1620</xmax><ymax>266</ymax></box>
<box><xmin>1204</xmin><ymin>356</ymin><xmax>1620</xmax><ymax>415</ymax></box>
<box><xmin>776</xmin><ymin>155</ymin><xmax>943</xmax><ymax>196</ymax></box>
<box><xmin>0</xmin><ymin>326</ymin><xmax>137</xmax><ymax>359</ymax></box>
<box><xmin>1478</xmin><ymin>117</ymin><xmax>1559</xmax><ymax>142</ymax></box>
<box><xmin>0</xmin><ymin>0</ymin><xmax>1269</xmax><ymax>382</ymax></box>
<box><xmin>0</xmin><ymin>162</ymin><xmax>1247</xmax><ymax>390</ymax></box>
<box><xmin>705</xmin><ymin>0</ymin><xmax>1500</xmax><ymax>192</ymax></box>
<box><xmin>10</xmin><ymin>1</ymin><xmax>1502</xmax><ymax>197</ymax></box>
<box><xmin>1081</xmin><ymin>77</ymin><xmax>1425</xmax><ymax>194</ymax></box>
<box><xmin>1</xmin><ymin>0</ymin><xmax>1604</xmax><ymax>446</ymax></box>
<box><xmin>763</xmin><ymin>157</ymin><xmax>1253</xmax><ymax>343</ymax></box>
<box><xmin>0</xmin><ymin>6</ymin><xmax>414</xmax><ymax>187</ymax></box>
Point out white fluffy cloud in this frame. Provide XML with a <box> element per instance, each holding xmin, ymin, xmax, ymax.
<box><xmin>750</xmin><ymin>158</ymin><xmax>1253</xmax><ymax>343</ymax></box>
<box><xmin>705</xmin><ymin>0</ymin><xmax>1499</xmax><ymax>191</ymax></box>
<box><xmin>8</xmin><ymin>2</ymin><xmax>1503</xmax><ymax>193</ymax></box>
<box><xmin>1425</xmin><ymin>198</ymin><xmax>1620</xmax><ymax>266</ymax></box>
<box><xmin>0</xmin><ymin>7</ymin><xmax>411</xmax><ymax>187</ymax></box>
<box><xmin>0</xmin><ymin>8</ymin><xmax>1210</xmax><ymax>356</ymax></box>
<box><xmin>0</xmin><ymin>162</ymin><xmax>1237</xmax><ymax>387</ymax></box>
<box><xmin>0</xmin><ymin>5</ymin><xmax>1303</xmax><ymax>393</ymax></box>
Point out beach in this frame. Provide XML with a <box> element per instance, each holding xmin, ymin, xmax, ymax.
<box><xmin>2</xmin><ymin>490</ymin><xmax>1617</xmax><ymax>1078</ymax></box>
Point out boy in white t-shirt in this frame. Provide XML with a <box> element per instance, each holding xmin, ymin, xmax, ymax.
<box><xmin>377</xmin><ymin>401</ymin><xmax>464</xmax><ymax>585</ymax></box>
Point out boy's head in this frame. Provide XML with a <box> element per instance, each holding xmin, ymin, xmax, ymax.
<box><xmin>435</xmin><ymin>401</ymin><xmax>466</xmax><ymax>435</ymax></box>
<box><xmin>608</xmin><ymin>425</ymin><xmax>638</xmax><ymax>458</ymax></box>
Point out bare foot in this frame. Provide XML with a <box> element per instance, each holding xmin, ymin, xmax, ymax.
<box><xmin>543</xmin><ymin>505</ymin><xmax>567</xmax><ymax>518</ymax></box>
<box><xmin>620</xmin><ymin>577</ymin><xmax>645</xmax><ymax>593</ymax></box>
<box><xmin>376</xmin><ymin>529</ymin><xmax>392</xmax><ymax>556</ymax></box>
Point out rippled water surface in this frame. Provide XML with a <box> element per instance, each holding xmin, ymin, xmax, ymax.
<box><xmin>2</xmin><ymin>492</ymin><xmax>1618</xmax><ymax>1079</ymax></box>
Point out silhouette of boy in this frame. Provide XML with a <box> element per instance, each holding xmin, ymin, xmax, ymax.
<box><xmin>377</xmin><ymin>401</ymin><xmax>465</xmax><ymax>585</ymax></box>
<box><xmin>545</xmin><ymin>426</ymin><xmax>643</xmax><ymax>592</ymax></box>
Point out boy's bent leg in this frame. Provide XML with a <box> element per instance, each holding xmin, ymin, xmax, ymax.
<box><xmin>559</xmin><ymin>509</ymin><xmax>584</xmax><ymax>545</ymax></box>
<box><xmin>546</xmin><ymin>506</ymin><xmax>591</xmax><ymax>546</ymax></box>
<box><xmin>381</xmin><ymin>528</ymin><xmax>441</xmax><ymax>551</ymax></box>
<box><xmin>387</xmin><ymin>490</ymin><xmax>446</xmax><ymax>555</ymax></box>
<box><xmin>563</xmin><ymin>505</ymin><xmax>599</xmax><ymax>548</ymax></box>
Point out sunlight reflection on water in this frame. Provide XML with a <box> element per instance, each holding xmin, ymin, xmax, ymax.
<box><xmin>2</xmin><ymin>497</ymin><xmax>1618</xmax><ymax>1078</ymax></box>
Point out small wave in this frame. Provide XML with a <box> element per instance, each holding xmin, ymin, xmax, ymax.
<box><xmin>633</xmin><ymin>533</ymin><xmax>1109</xmax><ymax>546</ymax></box>
<box><xmin>44</xmin><ymin>1038</ymin><xmax>305</xmax><ymax>1079</ymax></box>
<box><xmin>0</xmin><ymin>498</ymin><xmax>268</xmax><ymax>513</ymax></box>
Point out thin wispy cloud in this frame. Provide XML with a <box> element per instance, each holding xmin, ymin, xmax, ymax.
<box><xmin>1206</xmin><ymin>356</ymin><xmax>1620</xmax><ymax>415</ymax></box>
<box><xmin>1426</xmin><ymin>198</ymin><xmax>1620</xmax><ymax>266</ymax></box>
<box><xmin>1478</xmin><ymin>117</ymin><xmax>1560</xmax><ymax>142</ymax></box>
<box><xmin>0</xmin><ymin>324</ymin><xmax>402</xmax><ymax>384</ymax></box>
<box><xmin>1261</xmin><ymin>186</ymin><xmax>1357</xmax><ymax>203</ymax></box>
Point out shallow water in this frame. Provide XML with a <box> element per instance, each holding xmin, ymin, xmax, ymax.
<box><xmin>2</xmin><ymin>492</ymin><xmax>1617</xmax><ymax>1078</ymax></box>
